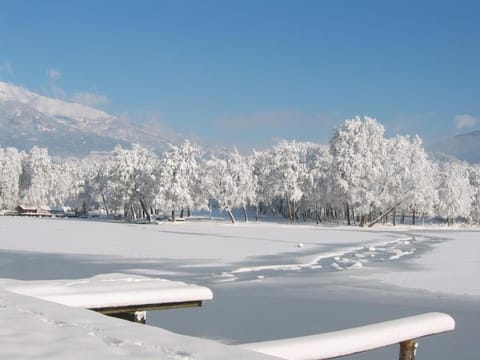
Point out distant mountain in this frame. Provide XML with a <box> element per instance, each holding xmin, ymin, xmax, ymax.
<box><xmin>428</xmin><ymin>130</ymin><xmax>480</xmax><ymax>163</ymax></box>
<box><xmin>0</xmin><ymin>81</ymin><xmax>181</xmax><ymax>157</ymax></box>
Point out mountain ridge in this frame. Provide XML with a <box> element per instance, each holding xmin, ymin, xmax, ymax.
<box><xmin>0</xmin><ymin>81</ymin><xmax>179</xmax><ymax>157</ymax></box>
<box><xmin>428</xmin><ymin>130</ymin><xmax>480</xmax><ymax>163</ymax></box>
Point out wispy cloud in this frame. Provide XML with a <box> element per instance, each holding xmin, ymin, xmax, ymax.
<box><xmin>47</xmin><ymin>68</ymin><xmax>62</xmax><ymax>80</ymax></box>
<box><xmin>455</xmin><ymin>114</ymin><xmax>479</xmax><ymax>129</ymax></box>
<box><xmin>71</xmin><ymin>91</ymin><xmax>110</xmax><ymax>107</ymax></box>
<box><xmin>0</xmin><ymin>62</ymin><xmax>14</xmax><ymax>76</ymax></box>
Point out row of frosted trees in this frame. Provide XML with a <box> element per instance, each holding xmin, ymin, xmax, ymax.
<box><xmin>1</xmin><ymin>116</ymin><xmax>479</xmax><ymax>226</ymax></box>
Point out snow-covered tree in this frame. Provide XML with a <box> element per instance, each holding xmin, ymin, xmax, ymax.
<box><xmin>252</xmin><ymin>149</ymin><xmax>273</xmax><ymax>216</ymax></box>
<box><xmin>375</xmin><ymin>135</ymin><xmax>437</xmax><ymax>226</ymax></box>
<box><xmin>226</xmin><ymin>149</ymin><xmax>255</xmax><ymax>222</ymax></box>
<box><xmin>110</xmin><ymin>144</ymin><xmax>159</xmax><ymax>221</ymax></box>
<box><xmin>63</xmin><ymin>157</ymin><xmax>103</xmax><ymax>213</ymax></box>
<box><xmin>299</xmin><ymin>143</ymin><xmax>331</xmax><ymax>223</ymax></box>
<box><xmin>157</xmin><ymin>140</ymin><xmax>202</xmax><ymax>221</ymax></box>
<box><xmin>329</xmin><ymin>116</ymin><xmax>387</xmax><ymax>226</ymax></box>
<box><xmin>19</xmin><ymin>147</ymin><xmax>54</xmax><ymax>207</ymax></box>
<box><xmin>199</xmin><ymin>148</ymin><xmax>254</xmax><ymax>224</ymax></box>
<box><xmin>1</xmin><ymin>114</ymin><xmax>478</xmax><ymax>228</ymax></box>
<box><xmin>468</xmin><ymin>165</ymin><xmax>480</xmax><ymax>224</ymax></box>
<box><xmin>0</xmin><ymin>146</ymin><xmax>24</xmax><ymax>209</ymax></box>
<box><xmin>265</xmin><ymin>140</ymin><xmax>309</xmax><ymax>222</ymax></box>
<box><xmin>436</xmin><ymin>161</ymin><xmax>474</xmax><ymax>225</ymax></box>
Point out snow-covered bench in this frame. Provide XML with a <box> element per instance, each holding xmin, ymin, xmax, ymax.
<box><xmin>240</xmin><ymin>312</ymin><xmax>455</xmax><ymax>360</ymax></box>
<box><xmin>0</xmin><ymin>273</ymin><xmax>213</xmax><ymax>323</ymax></box>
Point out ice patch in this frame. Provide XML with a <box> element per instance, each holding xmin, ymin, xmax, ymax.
<box><xmin>347</xmin><ymin>261</ymin><xmax>363</xmax><ymax>270</ymax></box>
<box><xmin>331</xmin><ymin>263</ymin><xmax>343</xmax><ymax>270</ymax></box>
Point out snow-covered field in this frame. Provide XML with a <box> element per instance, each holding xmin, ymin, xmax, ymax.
<box><xmin>1</xmin><ymin>216</ymin><xmax>479</xmax><ymax>359</ymax></box>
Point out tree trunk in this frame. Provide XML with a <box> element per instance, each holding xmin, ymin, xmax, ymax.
<box><xmin>171</xmin><ymin>209</ymin><xmax>176</xmax><ymax>222</ymax></box>
<box><xmin>255</xmin><ymin>205</ymin><xmax>259</xmax><ymax>222</ymax></box>
<box><xmin>412</xmin><ymin>209</ymin><xmax>416</xmax><ymax>225</ymax></box>
<box><xmin>288</xmin><ymin>200</ymin><xmax>293</xmax><ymax>223</ymax></box>
<box><xmin>180</xmin><ymin>208</ymin><xmax>184</xmax><ymax>218</ymax></box>
<box><xmin>101</xmin><ymin>193</ymin><xmax>109</xmax><ymax>215</ymax></box>
<box><xmin>393</xmin><ymin>209</ymin><xmax>396</xmax><ymax>226</ymax></box>
<box><xmin>139</xmin><ymin>198</ymin><xmax>151</xmax><ymax>222</ymax></box>
<box><xmin>187</xmin><ymin>207</ymin><xmax>191</xmax><ymax>217</ymax></box>
<box><xmin>226</xmin><ymin>208</ymin><xmax>236</xmax><ymax>224</ymax></box>
<box><xmin>368</xmin><ymin>207</ymin><xmax>395</xmax><ymax>227</ymax></box>
<box><xmin>359</xmin><ymin>214</ymin><xmax>367</xmax><ymax>227</ymax></box>
<box><xmin>315</xmin><ymin>205</ymin><xmax>321</xmax><ymax>224</ymax></box>
<box><xmin>292</xmin><ymin>200</ymin><xmax>296</xmax><ymax>223</ymax></box>
<box><xmin>346</xmin><ymin>202</ymin><xmax>351</xmax><ymax>226</ymax></box>
<box><xmin>130</xmin><ymin>205</ymin><xmax>137</xmax><ymax>222</ymax></box>
<box><xmin>242</xmin><ymin>206</ymin><xmax>248</xmax><ymax>223</ymax></box>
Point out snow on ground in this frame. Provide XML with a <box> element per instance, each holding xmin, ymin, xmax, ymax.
<box><xmin>1</xmin><ymin>216</ymin><xmax>479</xmax><ymax>359</ymax></box>
<box><xmin>0</xmin><ymin>287</ymin><xmax>277</xmax><ymax>360</ymax></box>
<box><xmin>0</xmin><ymin>216</ymin><xmax>399</xmax><ymax>265</ymax></box>
<box><xmin>362</xmin><ymin>230</ymin><xmax>480</xmax><ymax>296</ymax></box>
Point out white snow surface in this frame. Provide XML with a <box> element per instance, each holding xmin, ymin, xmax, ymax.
<box><xmin>1</xmin><ymin>218</ymin><xmax>479</xmax><ymax>296</ymax></box>
<box><xmin>1</xmin><ymin>217</ymin><xmax>479</xmax><ymax>359</ymax></box>
<box><xmin>363</xmin><ymin>230</ymin><xmax>480</xmax><ymax>296</ymax></box>
<box><xmin>0</xmin><ymin>217</ymin><xmax>397</xmax><ymax>264</ymax></box>
<box><xmin>0</xmin><ymin>288</ymin><xmax>278</xmax><ymax>360</ymax></box>
<box><xmin>0</xmin><ymin>273</ymin><xmax>213</xmax><ymax>309</ymax></box>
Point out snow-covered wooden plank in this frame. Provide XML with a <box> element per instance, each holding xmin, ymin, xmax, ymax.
<box><xmin>0</xmin><ymin>273</ymin><xmax>213</xmax><ymax>312</ymax></box>
<box><xmin>240</xmin><ymin>312</ymin><xmax>455</xmax><ymax>360</ymax></box>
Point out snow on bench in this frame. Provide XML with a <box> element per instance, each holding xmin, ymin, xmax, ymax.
<box><xmin>0</xmin><ymin>273</ymin><xmax>213</xmax><ymax>322</ymax></box>
<box><xmin>240</xmin><ymin>312</ymin><xmax>455</xmax><ymax>360</ymax></box>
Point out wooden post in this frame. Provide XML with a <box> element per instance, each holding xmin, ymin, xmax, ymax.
<box><xmin>399</xmin><ymin>339</ymin><xmax>418</xmax><ymax>360</ymax></box>
<box><xmin>109</xmin><ymin>311</ymin><xmax>146</xmax><ymax>324</ymax></box>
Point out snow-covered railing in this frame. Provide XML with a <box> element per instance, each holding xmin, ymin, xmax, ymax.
<box><xmin>240</xmin><ymin>312</ymin><xmax>455</xmax><ymax>360</ymax></box>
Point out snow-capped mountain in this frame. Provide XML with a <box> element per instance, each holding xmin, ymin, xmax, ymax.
<box><xmin>0</xmin><ymin>81</ymin><xmax>179</xmax><ymax>156</ymax></box>
<box><xmin>428</xmin><ymin>130</ymin><xmax>480</xmax><ymax>163</ymax></box>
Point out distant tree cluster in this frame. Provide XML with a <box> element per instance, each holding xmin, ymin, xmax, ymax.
<box><xmin>1</xmin><ymin>116</ymin><xmax>479</xmax><ymax>226</ymax></box>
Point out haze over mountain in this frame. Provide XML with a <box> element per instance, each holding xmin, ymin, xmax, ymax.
<box><xmin>428</xmin><ymin>131</ymin><xmax>480</xmax><ymax>164</ymax></box>
<box><xmin>0</xmin><ymin>81</ymin><xmax>180</xmax><ymax>157</ymax></box>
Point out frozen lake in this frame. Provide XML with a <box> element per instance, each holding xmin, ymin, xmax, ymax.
<box><xmin>0</xmin><ymin>217</ymin><xmax>479</xmax><ymax>359</ymax></box>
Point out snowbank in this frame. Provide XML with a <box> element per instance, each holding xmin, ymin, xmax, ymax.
<box><xmin>0</xmin><ymin>288</ymin><xmax>277</xmax><ymax>359</ymax></box>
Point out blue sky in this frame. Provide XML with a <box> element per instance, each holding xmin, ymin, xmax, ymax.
<box><xmin>1</xmin><ymin>0</ymin><xmax>479</xmax><ymax>149</ymax></box>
